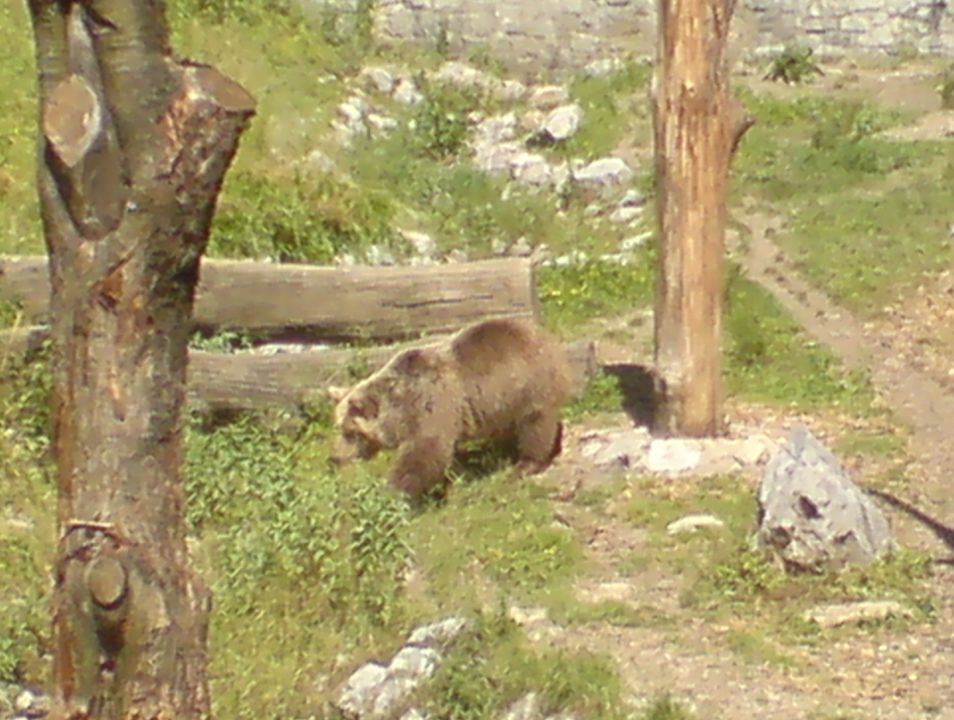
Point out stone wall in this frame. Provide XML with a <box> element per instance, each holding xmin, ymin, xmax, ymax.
<box><xmin>303</xmin><ymin>0</ymin><xmax>954</xmax><ymax>71</ymax></box>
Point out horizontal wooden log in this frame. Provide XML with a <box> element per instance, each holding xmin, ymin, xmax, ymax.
<box><xmin>0</xmin><ymin>326</ymin><xmax>597</xmax><ymax>411</ymax></box>
<box><xmin>188</xmin><ymin>338</ymin><xmax>598</xmax><ymax>411</ymax></box>
<box><xmin>0</xmin><ymin>255</ymin><xmax>537</xmax><ymax>341</ymax></box>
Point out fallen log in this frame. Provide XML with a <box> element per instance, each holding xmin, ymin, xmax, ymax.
<box><xmin>188</xmin><ymin>339</ymin><xmax>598</xmax><ymax>411</ymax></box>
<box><xmin>0</xmin><ymin>325</ymin><xmax>597</xmax><ymax>411</ymax></box>
<box><xmin>0</xmin><ymin>255</ymin><xmax>538</xmax><ymax>341</ymax></box>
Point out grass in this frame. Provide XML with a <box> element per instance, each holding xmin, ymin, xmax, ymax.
<box><xmin>2</xmin><ymin>0</ymin><xmax>951</xmax><ymax>713</ymax></box>
<box><xmin>733</xmin><ymin>90</ymin><xmax>954</xmax><ymax>315</ymax></box>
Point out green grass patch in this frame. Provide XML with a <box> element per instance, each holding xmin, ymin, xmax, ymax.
<box><xmin>424</xmin><ymin>610</ymin><xmax>627</xmax><ymax>720</ymax></box>
<box><xmin>734</xmin><ymin>90</ymin><xmax>953</xmax><ymax>314</ymax></box>
<box><xmin>538</xmin><ymin>255</ymin><xmax>655</xmax><ymax>334</ymax></box>
<box><xmin>563</xmin><ymin>60</ymin><xmax>653</xmax><ymax>160</ymax></box>
<box><xmin>724</xmin><ymin>265</ymin><xmax>877</xmax><ymax>412</ymax></box>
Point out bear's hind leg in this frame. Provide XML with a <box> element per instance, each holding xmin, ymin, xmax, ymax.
<box><xmin>515</xmin><ymin>410</ymin><xmax>563</xmax><ymax>475</ymax></box>
<box><xmin>390</xmin><ymin>436</ymin><xmax>455</xmax><ymax>501</ymax></box>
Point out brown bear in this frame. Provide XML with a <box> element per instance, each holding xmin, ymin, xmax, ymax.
<box><xmin>328</xmin><ymin>317</ymin><xmax>571</xmax><ymax>500</ymax></box>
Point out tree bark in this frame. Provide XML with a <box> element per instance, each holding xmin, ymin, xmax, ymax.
<box><xmin>27</xmin><ymin>2</ymin><xmax>254</xmax><ymax>718</ymax></box>
<box><xmin>0</xmin><ymin>255</ymin><xmax>538</xmax><ymax>341</ymax></box>
<box><xmin>652</xmin><ymin>0</ymin><xmax>752</xmax><ymax>436</ymax></box>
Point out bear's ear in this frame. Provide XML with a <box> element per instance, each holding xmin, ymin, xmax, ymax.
<box><xmin>394</xmin><ymin>348</ymin><xmax>432</xmax><ymax>374</ymax></box>
<box><xmin>349</xmin><ymin>394</ymin><xmax>379</xmax><ymax>419</ymax></box>
<box><xmin>327</xmin><ymin>385</ymin><xmax>350</xmax><ymax>403</ymax></box>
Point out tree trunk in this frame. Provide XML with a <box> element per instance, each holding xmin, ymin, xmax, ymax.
<box><xmin>652</xmin><ymin>0</ymin><xmax>752</xmax><ymax>436</ymax></box>
<box><xmin>27</xmin><ymin>2</ymin><xmax>255</xmax><ymax>718</ymax></box>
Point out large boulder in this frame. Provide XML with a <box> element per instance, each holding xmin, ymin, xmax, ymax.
<box><xmin>757</xmin><ymin>426</ymin><xmax>894</xmax><ymax>572</ymax></box>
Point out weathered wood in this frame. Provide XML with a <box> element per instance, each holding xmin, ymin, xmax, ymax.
<box><xmin>191</xmin><ymin>338</ymin><xmax>596</xmax><ymax>411</ymax></box>
<box><xmin>28</xmin><ymin>0</ymin><xmax>255</xmax><ymax>716</ymax></box>
<box><xmin>0</xmin><ymin>255</ymin><xmax>538</xmax><ymax>340</ymax></box>
<box><xmin>652</xmin><ymin>0</ymin><xmax>750</xmax><ymax>436</ymax></box>
<box><xmin>1</xmin><ymin>325</ymin><xmax>596</xmax><ymax>410</ymax></box>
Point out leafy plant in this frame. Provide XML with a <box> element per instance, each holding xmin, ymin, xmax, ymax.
<box><xmin>411</xmin><ymin>83</ymin><xmax>480</xmax><ymax>160</ymax></box>
<box><xmin>763</xmin><ymin>45</ymin><xmax>824</xmax><ymax>84</ymax></box>
<box><xmin>939</xmin><ymin>63</ymin><xmax>954</xmax><ymax>109</ymax></box>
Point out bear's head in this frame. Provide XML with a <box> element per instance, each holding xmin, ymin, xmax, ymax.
<box><xmin>328</xmin><ymin>348</ymin><xmax>439</xmax><ymax>466</ymax></box>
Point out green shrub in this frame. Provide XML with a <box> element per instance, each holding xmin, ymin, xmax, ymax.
<box><xmin>763</xmin><ymin>45</ymin><xmax>823</xmax><ymax>85</ymax></box>
<box><xmin>939</xmin><ymin>64</ymin><xmax>954</xmax><ymax>109</ymax></box>
<box><xmin>208</xmin><ymin>172</ymin><xmax>399</xmax><ymax>262</ymax></box>
<box><xmin>412</xmin><ymin>83</ymin><xmax>481</xmax><ymax>160</ymax></box>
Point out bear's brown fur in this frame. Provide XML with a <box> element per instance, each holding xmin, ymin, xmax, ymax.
<box><xmin>329</xmin><ymin>317</ymin><xmax>571</xmax><ymax>499</ymax></box>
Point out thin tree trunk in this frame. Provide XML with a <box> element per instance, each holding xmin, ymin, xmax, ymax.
<box><xmin>652</xmin><ymin>0</ymin><xmax>753</xmax><ymax>436</ymax></box>
<box><xmin>27</xmin><ymin>1</ymin><xmax>255</xmax><ymax>717</ymax></box>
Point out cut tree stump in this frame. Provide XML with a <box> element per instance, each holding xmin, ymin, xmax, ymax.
<box><xmin>0</xmin><ymin>255</ymin><xmax>538</xmax><ymax>341</ymax></box>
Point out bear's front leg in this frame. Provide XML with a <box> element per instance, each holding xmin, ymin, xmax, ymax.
<box><xmin>390</xmin><ymin>435</ymin><xmax>456</xmax><ymax>501</ymax></box>
<box><xmin>515</xmin><ymin>410</ymin><xmax>563</xmax><ymax>475</ymax></box>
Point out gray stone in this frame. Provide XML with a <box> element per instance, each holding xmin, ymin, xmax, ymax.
<box><xmin>473</xmin><ymin>140</ymin><xmax>522</xmax><ymax>175</ymax></box>
<box><xmin>389</xmin><ymin>645</ymin><xmax>440</xmax><ymax>681</ymax></box>
<box><xmin>509</xmin><ymin>236</ymin><xmax>533</xmax><ymax>257</ymax></box>
<box><xmin>400</xmin><ymin>230</ymin><xmax>438</xmax><ymax>259</ymax></box>
<box><xmin>803</xmin><ymin>600</ymin><xmax>913</xmax><ymax>628</ymax></box>
<box><xmin>499</xmin><ymin>692</ymin><xmax>543</xmax><ymax>720</ymax></box>
<box><xmin>497</xmin><ymin>79</ymin><xmax>528</xmax><ymax>102</ymax></box>
<box><xmin>371</xmin><ymin>676</ymin><xmax>418</xmax><ymax>718</ymax></box>
<box><xmin>474</xmin><ymin>112</ymin><xmax>518</xmax><ymax>145</ymax></box>
<box><xmin>528</xmin><ymin>85</ymin><xmax>570</xmax><ymax>109</ymax></box>
<box><xmin>361</xmin><ymin>66</ymin><xmax>396</xmax><ymax>94</ymax></box>
<box><xmin>407</xmin><ymin>616</ymin><xmax>470</xmax><ymax>649</ymax></box>
<box><xmin>573</xmin><ymin>157</ymin><xmax>634</xmax><ymax>187</ymax></box>
<box><xmin>619</xmin><ymin>189</ymin><xmax>648</xmax><ymax>207</ymax></box>
<box><xmin>644</xmin><ymin>438</ymin><xmax>703</xmax><ymax>474</ymax></box>
<box><xmin>519</xmin><ymin>109</ymin><xmax>546</xmax><ymax>134</ymax></box>
<box><xmin>336</xmin><ymin>662</ymin><xmax>389</xmax><ymax>719</ymax></box>
<box><xmin>367</xmin><ymin>113</ymin><xmax>399</xmax><ymax>133</ymax></box>
<box><xmin>608</xmin><ymin>206</ymin><xmax>643</xmax><ymax>224</ymax></box>
<box><xmin>393</xmin><ymin>78</ymin><xmax>424</xmax><ymax>105</ymax></box>
<box><xmin>757</xmin><ymin>426</ymin><xmax>895</xmax><ymax>572</ymax></box>
<box><xmin>543</xmin><ymin>103</ymin><xmax>583</xmax><ymax>141</ymax></box>
<box><xmin>510</xmin><ymin>152</ymin><xmax>552</xmax><ymax>186</ymax></box>
<box><xmin>399</xmin><ymin>710</ymin><xmax>430</xmax><ymax>720</ymax></box>
<box><xmin>666</xmin><ymin>514</ymin><xmax>726</xmax><ymax>536</ymax></box>
<box><xmin>580</xmin><ymin>428</ymin><xmax>652</xmax><ymax>469</ymax></box>
<box><xmin>621</xmin><ymin>232</ymin><xmax>652</xmax><ymax>253</ymax></box>
<box><xmin>583</xmin><ymin>57</ymin><xmax>625</xmax><ymax>77</ymax></box>
<box><xmin>365</xmin><ymin>245</ymin><xmax>397</xmax><ymax>266</ymax></box>
<box><xmin>433</xmin><ymin>60</ymin><xmax>493</xmax><ymax>90</ymax></box>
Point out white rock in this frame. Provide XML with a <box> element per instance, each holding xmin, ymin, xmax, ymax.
<box><xmin>619</xmin><ymin>189</ymin><xmax>648</xmax><ymax>207</ymax></box>
<box><xmin>361</xmin><ymin>66</ymin><xmax>396</xmax><ymax>94</ymax></box>
<box><xmin>529</xmin><ymin>85</ymin><xmax>570</xmax><ymax>109</ymax></box>
<box><xmin>509</xmin><ymin>236</ymin><xmax>533</xmax><ymax>257</ymax></box>
<box><xmin>573</xmin><ymin>157</ymin><xmax>634</xmax><ymax>187</ymax></box>
<box><xmin>543</xmin><ymin>103</ymin><xmax>583</xmax><ymax>141</ymax></box>
<box><xmin>474</xmin><ymin>112</ymin><xmax>518</xmax><ymax>145</ymax></box>
<box><xmin>407</xmin><ymin>616</ymin><xmax>470</xmax><ymax>648</ymax></box>
<box><xmin>14</xmin><ymin>690</ymin><xmax>35</xmax><ymax>713</ymax></box>
<box><xmin>365</xmin><ymin>245</ymin><xmax>396</xmax><ymax>266</ymax></box>
<box><xmin>644</xmin><ymin>439</ymin><xmax>703</xmax><ymax>474</ymax></box>
<box><xmin>609</xmin><ymin>206</ymin><xmax>643</xmax><ymax>224</ymax></box>
<box><xmin>367</xmin><ymin>113</ymin><xmax>398</xmax><ymax>133</ymax></box>
<box><xmin>371</xmin><ymin>676</ymin><xmax>419</xmax><ymax>718</ymax></box>
<box><xmin>520</xmin><ymin>109</ymin><xmax>546</xmax><ymax>133</ymax></box>
<box><xmin>584</xmin><ymin>57</ymin><xmax>625</xmax><ymax>77</ymax></box>
<box><xmin>393</xmin><ymin>78</ymin><xmax>424</xmax><ymax>105</ymax></box>
<box><xmin>434</xmin><ymin>60</ymin><xmax>493</xmax><ymax>90</ymax></box>
<box><xmin>804</xmin><ymin>601</ymin><xmax>913</xmax><ymax>629</ymax></box>
<box><xmin>473</xmin><ymin>140</ymin><xmax>522</xmax><ymax>174</ymax></box>
<box><xmin>336</xmin><ymin>662</ymin><xmax>389</xmax><ymax>719</ymax></box>
<box><xmin>507</xmin><ymin>604</ymin><xmax>548</xmax><ymax>627</ymax></box>
<box><xmin>666</xmin><ymin>514</ymin><xmax>727</xmax><ymax>536</ymax></box>
<box><xmin>337</xmin><ymin>98</ymin><xmax>367</xmax><ymax>124</ymax></box>
<box><xmin>500</xmin><ymin>692</ymin><xmax>542</xmax><ymax>720</ymax></box>
<box><xmin>302</xmin><ymin>149</ymin><xmax>335</xmax><ymax>173</ymax></box>
<box><xmin>580</xmin><ymin>428</ymin><xmax>652</xmax><ymax>468</ymax></box>
<box><xmin>497</xmin><ymin>79</ymin><xmax>528</xmax><ymax>102</ymax></box>
<box><xmin>621</xmin><ymin>232</ymin><xmax>653</xmax><ymax>252</ymax></box>
<box><xmin>510</xmin><ymin>152</ymin><xmax>552</xmax><ymax>186</ymax></box>
<box><xmin>389</xmin><ymin>646</ymin><xmax>440</xmax><ymax>680</ymax></box>
<box><xmin>400</xmin><ymin>230</ymin><xmax>438</xmax><ymax>259</ymax></box>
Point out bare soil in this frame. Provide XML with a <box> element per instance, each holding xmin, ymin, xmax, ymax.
<box><xmin>532</xmin><ymin>65</ymin><xmax>954</xmax><ymax>719</ymax></box>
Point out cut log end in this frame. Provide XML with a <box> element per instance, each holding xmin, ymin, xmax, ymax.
<box><xmin>86</xmin><ymin>555</ymin><xmax>128</xmax><ymax>611</ymax></box>
<box><xmin>43</xmin><ymin>75</ymin><xmax>101</xmax><ymax>168</ymax></box>
<box><xmin>188</xmin><ymin>65</ymin><xmax>256</xmax><ymax>113</ymax></box>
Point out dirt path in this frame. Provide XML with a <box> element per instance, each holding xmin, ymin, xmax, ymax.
<box><xmin>537</xmin><ymin>203</ymin><xmax>954</xmax><ymax>719</ymax></box>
